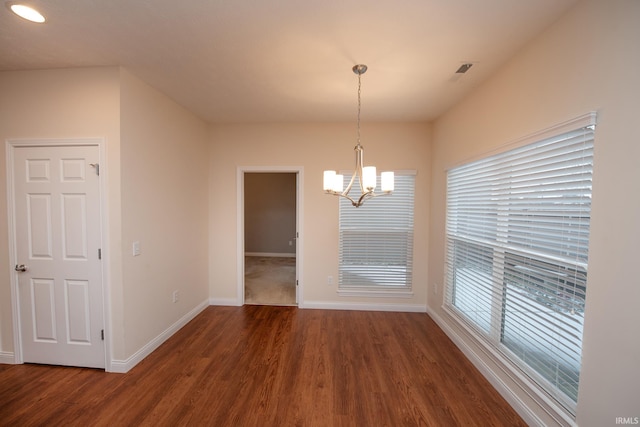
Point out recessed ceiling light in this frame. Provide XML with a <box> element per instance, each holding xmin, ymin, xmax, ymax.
<box><xmin>8</xmin><ymin>3</ymin><xmax>46</xmax><ymax>23</ymax></box>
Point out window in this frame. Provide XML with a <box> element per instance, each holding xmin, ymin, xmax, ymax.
<box><xmin>444</xmin><ymin>115</ymin><xmax>595</xmax><ymax>416</ymax></box>
<box><xmin>339</xmin><ymin>172</ymin><xmax>415</xmax><ymax>295</ymax></box>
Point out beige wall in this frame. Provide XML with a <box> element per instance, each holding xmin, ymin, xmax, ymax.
<box><xmin>244</xmin><ymin>173</ymin><xmax>296</xmax><ymax>255</ymax></box>
<box><xmin>119</xmin><ymin>70</ymin><xmax>209</xmax><ymax>360</ymax></box>
<box><xmin>0</xmin><ymin>67</ymin><xmax>122</xmax><ymax>357</ymax></box>
<box><xmin>428</xmin><ymin>1</ymin><xmax>640</xmax><ymax>425</ymax></box>
<box><xmin>209</xmin><ymin>122</ymin><xmax>431</xmax><ymax>308</ymax></box>
<box><xmin>0</xmin><ymin>67</ymin><xmax>209</xmax><ymax>367</ymax></box>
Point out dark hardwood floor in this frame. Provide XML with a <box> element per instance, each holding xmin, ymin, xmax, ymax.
<box><xmin>0</xmin><ymin>306</ymin><xmax>526</xmax><ymax>426</ymax></box>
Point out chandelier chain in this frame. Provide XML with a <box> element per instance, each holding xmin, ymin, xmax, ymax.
<box><xmin>357</xmin><ymin>72</ymin><xmax>361</xmax><ymax>146</ymax></box>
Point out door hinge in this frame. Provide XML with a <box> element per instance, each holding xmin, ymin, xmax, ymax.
<box><xmin>101</xmin><ymin>329</ymin><xmax>104</xmax><ymax>340</ymax></box>
<box><xmin>296</xmin><ymin>280</ymin><xmax>299</xmax><ymax>287</ymax></box>
<box><xmin>90</xmin><ymin>163</ymin><xmax>100</xmax><ymax>176</ymax></box>
<box><xmin>98</xmin><ymin>248</ymin><xmax>102</xmax><ymax>260</ymax></box>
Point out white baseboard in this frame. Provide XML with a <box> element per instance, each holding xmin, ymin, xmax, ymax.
<box><xmin>0</xmin><ymin>351</ymin><xmax>15</xmax><ymax>364</ymax></box>
<box><xmin>207</xmin><ymin>299</ymin><xmax>426</xmax><ymax>313</ymax></box>
<box><xmin>245</xmin><ymin>252</ymin><xmax>295</xmax><ymax>258</ymax></box>
<box><xmin>209</xmin><ymin>297</ymin><xmax>241</xmax><ymax>306</ymax></box>
<box><xmin>301</xmin><ymin>300</ymin><xmax>427</xmax><ymax>313</ymax></box>
<box><xmin>428</xmin><ymin>309</ymin><xmax>547</xmax><ymax>427</ymax></box>
<box><xmin>109</xmin><ymin>299</ymin><xmax>209</xmax><ymax>373</ymax></box>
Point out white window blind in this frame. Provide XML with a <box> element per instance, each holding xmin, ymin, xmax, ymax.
<box><xmin>339</xmin><ymin>172</ymin><xmax>415</xmax><ymax>292</ymax></box>
<box><xmin>444</xmin><ymin>119</ymin><xmax>595</xmax><ymax>416</ymax></box>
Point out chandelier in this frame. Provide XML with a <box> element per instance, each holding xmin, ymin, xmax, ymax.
<box><xmin>323</xmin><ymin>64</ymin><xmax>394</xmax><ymax>207</ymax></box>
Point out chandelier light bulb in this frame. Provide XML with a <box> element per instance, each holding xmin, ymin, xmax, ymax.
<box><xmin>333</xmin><ymin>174</ymin><xmax>344</xmax><ymax>193</ymax></box>
<box><xmin>381</xmin><ymin>171</ymin><xmax>394</xmax><ymax>193</ymax></box>
<box><xmin>362</xmin><ymin>166</ymin><xmax>376</xmax><ymax>191</ymax></box>
<box><xmin>323</xmin><ymin>171</ymin><xmax>336</xmax><ymax>191</ymax></box>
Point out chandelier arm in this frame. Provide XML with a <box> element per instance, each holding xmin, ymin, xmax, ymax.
<box><xmin>342</xmin><ymin>143</ymin><xmax>365</xmax><ymax>196</ymax></box>
<box><xmin>336</xmin><ymin>192</ymin><xmax>359</xmax><ymax>207</ymax></box>
<box><xmin>343</xmin><ymin>168</ymin><xmax>357</xmax><ymax>196</ymax></box>
<box><xmin>357</xmin><ymin>187</ymin><xmax>393</xmax><ymax>204</ymax></box>
<box><xmin>355</xmin><ymin>190</ymin><xmax>375</xmax><ymax>207</ymax></box>
<box><xmin>354</xmin><ymin>144</ymin><xmax>366</xmax><ymax>194</ymax></box>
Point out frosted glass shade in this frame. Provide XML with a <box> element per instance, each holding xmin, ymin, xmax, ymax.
<box><xmin>333</xmin><ymin>174</ymin><xmax>343</xmax><ymax>192</ymax></box>
<box><xmin>323</xmin><ymin>170</ymin><xmax>336</xmax><ymax>191</ymax></box>
<box><xmin>362</xmin><ymin>166</ymin><xmax>376</xmax><ymax>191</ymax></box>
<box><xmin>381</xmin><ymin>171</ymin><xmax>394</xmax><ymax>192</ymax></box>
<box><xmin>324</xmin><ymin>170</ymin><xmax>343</xmax><ymax>192</ymax></box>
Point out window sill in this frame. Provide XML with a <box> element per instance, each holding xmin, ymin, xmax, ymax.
<box><xmin>337</xmin><ymin>288</ymin><xmax>414</xmax><ymax>298</ymax></box>
<box><xmin>441</xmin><ymin>304</ymin><xmax>577</xmax><ymax>426</ymax></box>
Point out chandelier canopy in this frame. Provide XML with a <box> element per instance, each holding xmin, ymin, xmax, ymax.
<box><xmin>323</xmin><ymin>64</ymin><xmax>394</xmax><ymax>207</ymax></box>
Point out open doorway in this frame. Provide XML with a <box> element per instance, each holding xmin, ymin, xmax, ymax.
<box><xmin>242</xmin><ymin>171</ymin><xmax>298</xmax><ymax>306</ymax></box>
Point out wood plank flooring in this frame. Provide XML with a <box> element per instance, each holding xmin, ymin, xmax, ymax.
<box><xmin>0</xmin><ymin>306</ymin><xmax>526</xmax><ymax>426</ymax></box>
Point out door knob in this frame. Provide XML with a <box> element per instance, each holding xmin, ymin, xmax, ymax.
<box><xmin>15</xmin><ymin>264</ymin><xmax>27</xmax><ymax>272</ymax></box>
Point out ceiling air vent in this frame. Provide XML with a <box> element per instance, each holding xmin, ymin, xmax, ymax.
<box><xmin>455</xmin><ymin>63</ymin><xmax>473</xmax><ymax>74</ymax></box>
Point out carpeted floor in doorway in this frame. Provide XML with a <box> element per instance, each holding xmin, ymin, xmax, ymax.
<box><xmin>244</xmin><ymin>256</ymin><xmax>296</xmax><ymax>306</ymax></box>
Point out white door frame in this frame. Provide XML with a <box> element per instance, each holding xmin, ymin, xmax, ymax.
<box><xmin>6</xmin><ymin>138</ymin><xmax>112</xmax><ymax>370</ymax></box>
<box><xmin>237</xmin><ymin>166</ymin><xmax>304</xmax><ymax>307</ymax></box>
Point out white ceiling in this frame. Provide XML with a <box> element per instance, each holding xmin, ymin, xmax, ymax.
<box><xmin>0</xmin><ymin>0</ymin><xmax>578</xmax><ymax>123</ymax></box>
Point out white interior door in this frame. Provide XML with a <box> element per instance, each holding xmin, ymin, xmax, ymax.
<box><xmin>12</xmin><ymin>144</ymin><xmax>104</xmax><ymax>369</ymax></box>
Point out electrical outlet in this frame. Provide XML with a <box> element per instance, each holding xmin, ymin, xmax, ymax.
<box><xmin>327</xmin><ymin>275</ymin><xmax>334</xmax><ymax>286</ymax></box>
<box><xmin>172</xmin><ymin>290</ymin><xmax>179</xmax><ymax>303</ymax></box>
<box><xmin>133</xmin><ymin>241</ymin><xmax>141</xmax><ymax>256</ymax></box>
